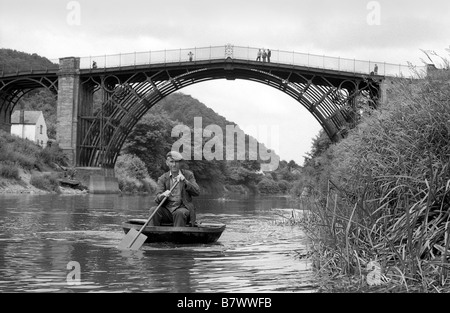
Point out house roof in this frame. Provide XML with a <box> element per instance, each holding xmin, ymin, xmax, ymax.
<box><xmin>11</xmin><ymin>111</ymin><xmax>43</xmax><ymax>125</ymax></box>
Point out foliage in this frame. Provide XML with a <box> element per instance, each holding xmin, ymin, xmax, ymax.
<box><xmin>290</xmin><ymin>180</ymin><xmax>305</xmax><ymax>198</ymax></box>
<box><xmin>0</xmin><ymin>130</ymin><xmax>64</xmax><ymax>171</ymax></box>
<box><xmin>298</xmin><ymin>130</ymin><xmax>335</xmax><ymax>195</ymax></box>
<box><xmin>226</xmin><ymin>161</ymin><xmax>262</xmax><ymax>186</ymax></box>
<box><xmin>115</xmin><ymin>153</ymin><xmax>149</xmax><ymax>180</ymax></box>
<box><xmin>30</xmin><ymin>173</ymin><xmax>60</xmax><ymax>193</ymax></box>
<box><xmin>38</xmin><ymin>142</ymin><xmax>68</xmax><ymax>166</ymax></box>
<box><xmin>0</xmin><ymin>48</ymin><xmax>57</xmax><ymax>74</ymax></box>
<box><xmin>275</xmin><ymin>167</ymin><xmax>299</xmax><ymax>182</ymax></box>
<box><xmin>304</xmin><ymin>130</ymin><xmax>333</xmax><ymax>161</ymax></box>
<box><xmin>0</xmin><ymin>161</ymin><xmax>20</xmax><ymax>179</ymax></box>
<box><xmin>157</xmin><ymin>93</ymin><xmax>234</xmax><ymax>129</ymax></box>
<box><xmin>277</xmin><ymin>179</ymin><xmax>290</xmax><ymax>193</ymax></box>
<box><xmin>121</xmin><ymin>111</ymin><xmax>177</xmax><ymax>179</ymax></box>
<box><xmin>186</xmin><ymin>159</ymin><xmax>227</xmax><ymax>184</ymax></box>
<box><xmin>115</xmin><ymin>153</ymin><xmax>157</xmax><ymax>193</ymax></box>
<box><xmin>0</xmin><ymin>131</ymin><xmax>38</xmax><ymax>170</ymax></box>
<box><xmin>257</xmin><ymin>177</ymin><xmax>281</xmax><ymax>194</ymax></box>
<box><xmin>298</xmin><ymin>68</ymin><xmax>450</xmax><ymax>291</ymax></box>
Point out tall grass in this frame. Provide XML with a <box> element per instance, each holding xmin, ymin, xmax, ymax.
<box><xmin>0</xmin><ymin>161</ymin><xmax>20</xmax><ymax>179</ymax></box>
<box><xmin>0</xmin><ymin>130</ymin><xmax>67</xmax><ymax>171</ymax></box>
<box><xmin>30</xmin><ymin>173</ymin><xmax>60</xmax><ymax>193</ymax></box>
<box><xmin>300</xmin><ymin>69</ymin><xmax>450</xmax><ymax>292</ymax></box>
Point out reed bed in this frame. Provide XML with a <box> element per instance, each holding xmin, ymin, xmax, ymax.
<box><xmin>298</xmin><ymin>68</ymin><xmax>450</xmax><ymax>292</ymax></box>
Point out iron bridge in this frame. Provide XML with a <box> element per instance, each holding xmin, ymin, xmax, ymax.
<box><xmin>0</xmin><ymin>44</ymin><xmax>422</xmax><ymax>168</ymax></box>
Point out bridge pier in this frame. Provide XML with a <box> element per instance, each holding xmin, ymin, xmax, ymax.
<box><xmin>56</xmin><ymin>59</ymin><xmax>119</xmax><ymax>193</ymax></box>
<box><xmin>57</xmin><ymin>57</ymin><xmax>81</xmax><ymax>166</ymax></box>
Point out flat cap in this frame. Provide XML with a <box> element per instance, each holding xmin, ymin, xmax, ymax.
<box><xmin>166</xmin><ymin>151</ymin><xmax>184</xmax><ymax>161</ymax></box>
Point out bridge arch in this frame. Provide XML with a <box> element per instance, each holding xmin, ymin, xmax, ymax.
<box><xmin>77</xmin><ymin>59</ymin><xmax>380</xmax><ymax>168</ymax></box>
<box><xmin>0</xmin><ymin>76</ymin><xmax>58</xmax><ymax>132</ymax></box>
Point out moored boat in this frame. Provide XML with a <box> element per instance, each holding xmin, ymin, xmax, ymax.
<box><xmin>58</xmin><ymin>178</ymin><xmax>80</xmax><ymax>187</ymax></box>
<box><xmin>122</xmin><ymin>219</ymin><xmax>226</xmax><ymax>244</ymax></box>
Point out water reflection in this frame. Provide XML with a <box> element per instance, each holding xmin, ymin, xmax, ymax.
<box><xmin>0</xmin><ymin>193</ymin><xmax>315</xmax><ymax>292</ymax></box>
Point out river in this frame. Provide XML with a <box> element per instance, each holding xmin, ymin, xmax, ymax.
<box><xmin>0</xmin><ymin>193</ymin><xmax>315</xmax><ymax>293</ymax></box>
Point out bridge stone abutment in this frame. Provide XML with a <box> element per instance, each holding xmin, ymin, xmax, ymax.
<box><xmin>57</xmin><ymin>57</ymin><xmax>118</xmax><ymax>193</ymax></box>
<box><xmin>57</xmin><ymin>57</ymin><xmax>81</xmax><ymax>166</ymax></box>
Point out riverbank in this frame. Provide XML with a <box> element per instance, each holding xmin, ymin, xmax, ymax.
<box><xmin>0</xmin><ymin>168</ymin><xmax>87</xmax><ymax>195</ymax></box>
<box><xmin>293</xmin><ymin>69</ymin><xmax>450</xmax><ymax>293</ymax></box>
<box><xmin>0</xmin><ymin>166</ymin><xmax>287</xmax><ymax>197</ymax></box>
<box><xmin>297</xmin><ymin>196</ymin><xmax>450</xmax><ymax>293</ymax></box>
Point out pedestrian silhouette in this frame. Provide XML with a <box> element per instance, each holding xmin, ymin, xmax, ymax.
<box><xmin>188</xmin><ymin>51</ymin><xmax>194</xmax><ymax>62</ymax></box>
<box><xmin>256</xmin><ymin>49</ymin><xmax>262</xmax><ymax>61</ymax></box>
<box><xmin>92</xmin><ymin>61</ymin><xmax>97</xmax><ymax>69</ymax></box>
<box><xmin>374</xmin><ymin>64</ymin><xmax>378</xmax><ymax>75</ymax></box>
<box><xmin>267</xmin><ymin>49</ymin><xmax>271</xmax><ymax>62</ymax></box>
<box><xmin>262</xmin><ymin>49</ymin><xmax>267</xmax><ymax>62</ymax></box>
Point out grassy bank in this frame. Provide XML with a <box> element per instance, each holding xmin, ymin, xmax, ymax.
<box><xmin>297</xmin><ymin>68</ymin><xmax>450</xmax><ymax>292</ymax></box>
<box><xmin>0</xmin><ymin>130</ymin><xmax>69</xmax><ymax>193</ymax></box>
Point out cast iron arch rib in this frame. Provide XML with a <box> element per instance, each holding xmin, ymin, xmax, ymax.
<box><xmin>0</xmin><ymin>76</ymin><xmax>58</xmax><ymax>118</ymax></box>
<box><xmin>78</xmin><ymin>65</ymin><xmax>376</xmax><ymax>167</ymax></box>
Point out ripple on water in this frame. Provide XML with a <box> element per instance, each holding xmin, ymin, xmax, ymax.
<box><xmin>0</xmin><ymin>194</ymin><xmax>316</xmax><ymax>292</ymax></box>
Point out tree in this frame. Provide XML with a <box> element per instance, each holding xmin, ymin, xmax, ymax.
<box><xmin>287</xmin><ymin>160</ymin><xmax>299</xmax><ymax>170</ymax></box>
<box><xmin>257</xmin><ymin>178</ymin><xmax>281</xmax><ymax>194</ymax></box>
<box><xmin>303</xmin><ymin>129</ymin><xmax>332</xmax><ymax>167</ymax></box>
<box><xmin>121</xmin><ymin>111</ymin><xmax>176</xmax><ymax>179</ymax></box>
<box><xmin>115</xmin><ymin>153</ymin><xmax>149</xmax><ymax>180</ymax></box>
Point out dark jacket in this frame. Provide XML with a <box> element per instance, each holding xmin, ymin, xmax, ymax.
<box><xmin>154</xmin><ymin>169</ymin><xmax>200</xmax><ymax>225</ymax></box>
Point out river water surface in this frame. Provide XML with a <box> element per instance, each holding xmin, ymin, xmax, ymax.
<box><xmin>0</xmin><ymin>193</ymin><xmax>315</xmax><ymax>293</ymax></box>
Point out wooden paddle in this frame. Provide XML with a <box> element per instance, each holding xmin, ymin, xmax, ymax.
<box><xmin>118</xmin><ymin>178</ymin><xmax>180</xmax><ymax>250</ymax></box>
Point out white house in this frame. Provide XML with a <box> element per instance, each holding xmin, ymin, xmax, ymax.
<box><xmin>10</xmin><ymin>110</ymin><xmax>49</xmax><ymax>148</ymax></box>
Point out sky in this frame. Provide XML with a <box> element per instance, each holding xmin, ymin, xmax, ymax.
<box><xmin>1</xmin><ymin>0</ymin><xmax>449</xmax><ymax>165</ymax></box>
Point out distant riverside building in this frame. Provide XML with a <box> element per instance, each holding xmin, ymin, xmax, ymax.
<box><xmin>10</xmin><ymin>110</ymin><xmax>49</xmax><ymax>148</ymax></box>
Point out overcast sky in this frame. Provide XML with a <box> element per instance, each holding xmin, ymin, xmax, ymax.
<box><xmin>1</xmin><ymin>0</ymin><xmax>449</xmax><ymax>165</ymax></box>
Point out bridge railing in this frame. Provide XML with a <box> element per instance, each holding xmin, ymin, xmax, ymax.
<box><xmin>232</xmin><ymin>46</ymin><xmax>427</xmax><ymax>78</ymax></box>
<box><xmin>0</xmin><ymin>45</ymin><xmax>426</xmax><ymax>78</ymax></box>
<box><xmin>80</xmin><ymin>46</ymin><xmax>231</xmax><ymax>70</ymax></box>
<box><xmin>80</xmin><ymin>45</ymin><xmax>426</xmax><ymax>78</ymax></box>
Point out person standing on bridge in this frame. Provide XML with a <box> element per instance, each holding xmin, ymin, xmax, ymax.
<box><xmin>148</xmin><ymin>151</ymin><xmax>200</xmax><ymax>227</ymax></box>
<box><xmin>256</xmin><ymin>49</ymin><xmax>262</xmax><ymax>61</ymax></box>
<box><xmin>188</xmin><ymin>51</ymin><xmax>194</xmax><ymax>62</ymax></box>
<box><xmin>262</xmin><ymin>49</ymin><xmax>267</xmax><ymax>62</ymax></box>
<box><xmin>374</xmin><ymin>64</ymin><xmax>378</xmax><ymax>75</ymax></box>
<box><xmin>267</xmin><ymin>49</ymin><xmax>271</xmax><ymax>62</ymax></box>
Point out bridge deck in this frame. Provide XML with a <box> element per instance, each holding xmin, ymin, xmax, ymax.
<box><xmin>1</xmin><ymin>45</ymin><xmax>425</xmax><ymax>80</ymax></box>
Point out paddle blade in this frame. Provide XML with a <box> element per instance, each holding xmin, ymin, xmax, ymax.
<box><xmin>118</xmin><ymin>228</ymin><xmax>148</xmax><ymax>250</ymax></box>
